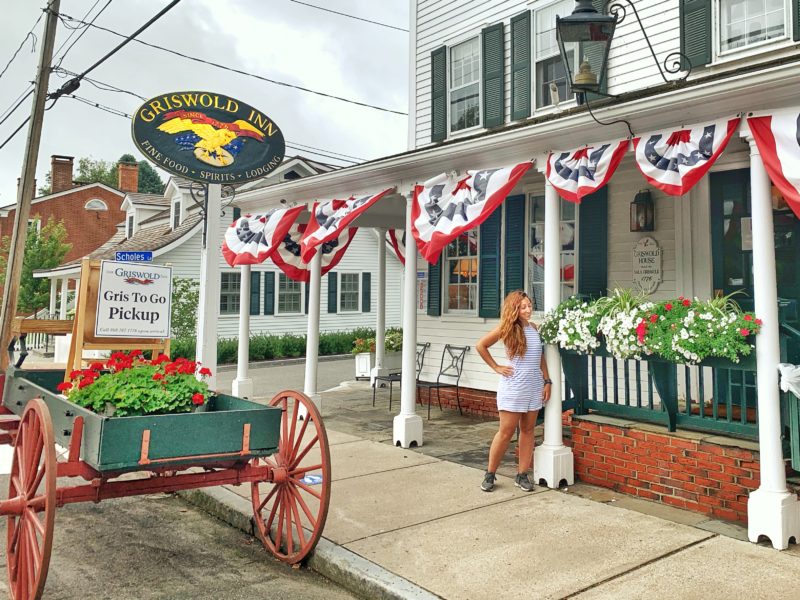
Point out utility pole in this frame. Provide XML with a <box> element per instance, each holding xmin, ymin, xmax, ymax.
<box><xmin>0</xmin><ymin>0</ymin><xmax>61</xmax><ymax>370</ymax></box>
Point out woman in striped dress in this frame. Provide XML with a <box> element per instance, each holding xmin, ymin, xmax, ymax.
<box><xmin>475</xmin><ymin>290</ymin><xmax>551</xmax><ymax>492</ymax></box>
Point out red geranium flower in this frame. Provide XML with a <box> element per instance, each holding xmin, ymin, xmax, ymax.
<box><xmin>755</xmin><ymin>318</ymin><xmax>763</xmax><ymax>326</ymax></box>
<box><xmin>56</xmin><ymin>382</ymin><xmax>72</xmax><ymax>392</ymax></box>
<box><xmin>740</xmin><ymin>328</ymin><xmax>750</xmax><ymax>336</ymax></box>
<box><xmin>69</xmin><ymin>369</ymin><xmax>82</xmax><ymax>380</ymax></box>
<box><xmin>89</xmin><ymin>362</ymin><xmax>104</xmax><ymax>371</ymax></box>
<box><xmin>636</xmin><ymin>319</ymin><xmax>648</xmax><ymax>343</ymax></box>
<box><xmin>664</xmin><ymin>303</ymin><xmax>672</xmax><ymax>311</ymax></box>
<box><xmin>152</xmin><ymin>373</ymin><xmax>164</xmax><ymax>381</ymax></box>
<box><xmin>192</xmin><ymin>392</ymin><xmax>205</xmax><ymax>405</ymax></box>
<box><xmin>682</xmin><ymin>299</ymin><xmax>691</xmax><ymax>307</ymax></box>
<box><xmin>649</xmin><ymin>314</ymin><xmax>658</xmax><ymax>323</ymax></box>
<box><xmin>198</xmin><ymin>367</ymin><xmax>212</xmax><ymax>376</ymax></box>
<box><xmin>744</xmin><ymin>314</ymin><xmax>753</xmax><ymax>321</ymax></box>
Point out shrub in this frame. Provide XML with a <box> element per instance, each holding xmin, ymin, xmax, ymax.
<box><xmin>217</xmin><ymin>338</ymin><xmax>239</xmax><ymax>363</ymax></box>
<box><xmin>278</xmin><ymin>333</ymin><xmax>306</xmax><ymax>357</ymax></box>
<box><xmin>250</xmin><ymin>334</ymin><xmax>277</xmax><ymax>361</ymax></box>
<box><xmin>170</xmin><ymin>338</ymin><xmax>196</xmax><ymax>360</ymax></box>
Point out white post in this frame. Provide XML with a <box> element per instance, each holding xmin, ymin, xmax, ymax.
<box><xmin>232</xmin><ymin>264</ymin><xmax>253</xmax><ymax>398</ymax></box>
<box><xmin>371</xmin><ymin>228</ymin><xmax>387</xmax><ymax>384</ymax></box>
<box><xmin>303</xmin><ymin>250</ymin><xmax>322</xmax><ymax>402</ymax></box>
<box><xmin>196</xmin><ymin>184</ymin><xmax>222</xmax><ymax>391</ymax></box>
<box><xmin>743</xmin><ymin>133</ymin><xmax>800</xmax><ymax>549</ymax></box>
<box><xmin>534</xmin><ymin>179</ymin><xmax>574</xmax><ymax>489</ymax></box>
<box><xmin>59</xmin><ymin>277</ymin><xmax>68</xmax><ymax>320</ymax></box>
<box><xmin>393</xmin><ymin>196</ymin><xmax>422</xmax><ymax>447</ymax></box>
<box><xmin>49</xmin><ymin>278</ymin><xmax>57</xmax><ymax>317</ymax></box>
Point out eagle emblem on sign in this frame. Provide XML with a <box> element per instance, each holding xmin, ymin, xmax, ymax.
<box><xmin>157</xmin><ymin>109</ymin><xmax>266</xmax><ymax>167</ymax></box>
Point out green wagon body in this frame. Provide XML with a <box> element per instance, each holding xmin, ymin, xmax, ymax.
<box><xmin>2</xmin><ymin>368</ymin><xmax>281</xmax><ymax>472</ymax></box>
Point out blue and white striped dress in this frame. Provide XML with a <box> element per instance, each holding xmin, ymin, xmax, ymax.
<box><xmin>496</xmin><ymin>325</ymin><xmax>545</xmax><ymax>413</ymax></box>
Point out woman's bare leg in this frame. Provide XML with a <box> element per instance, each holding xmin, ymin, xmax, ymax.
<box><xmin>487</xmin><ymin>411</ymin><xmax>522</xmax><ymax>473</ymax></box>
<box><xmin>517</xmin><ymin>410</ymin><xmax>539</xmax><ymax>473</ymax></box>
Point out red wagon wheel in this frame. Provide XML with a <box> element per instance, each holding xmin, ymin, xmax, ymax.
<box><xmin>5</xmin><ymin>399</ymin><xmax>56</xmax><ymax>600</ymax></box>
<box><xmin>251</xmin><ymin>390</ymin><xmax>331</xmax><ymax>564</ymax></box>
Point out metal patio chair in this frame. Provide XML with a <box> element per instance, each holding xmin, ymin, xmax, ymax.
<box><xmin>416</xmin><ymin>344</ymin><xmax>469</xmax><ymax>419</ymax></box>
<box><xmin>372</xmin><ymin>342</ymin><xmax>429</xmax><ymax>411</ymax></box>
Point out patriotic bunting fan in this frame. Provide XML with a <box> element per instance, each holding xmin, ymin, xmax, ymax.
<box><xmin>546</xmin><ymin>140</ymin><xmax>628</xmax><ymax>203</ymax></box>
<box><xmin>411</xmin><ymin>162</ymin><xmax>532</xmax><ymax>264</ymax></box>
<box><xmin>273</xmin><ymin>223</ymin><xmax>357</xmax><ymax>282</ymax></box>
<box><xmin>633</xmin><ymin>116</ymin><xmax>740</xmax><ymax>196</ymax></box>
<box><xmin>747</xmin><ymin>110</ymin><xmax>800</xmax><ymax>219</ymax></box>
<box><xmin>299</xmin><ymin>188</ymin><xmax>393</xmax><ymax>263</ymax></box>
<box><xmin>221</xmin><ymin>205</ymin><xmax>305</xmax><ymax>266</ymax></box>
<box><xmin>387</xmin><ymin>229</ymin><xmax>406</xmax><ymax>265</ymax></box>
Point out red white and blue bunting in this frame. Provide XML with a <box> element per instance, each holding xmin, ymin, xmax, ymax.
<box><xmin>299</xmin><ymin>188</ymin><xmax>393</xmax><ymax>263</ymax></box>
<box><xmin>411</xmin><ymin>162</ymin><xmax>532</xmax><ymax>264</ymax></box>
<box><xmin>387</xmin><ymin>229</ymin><xmax>405</xmax><ymax>265</ymax></box>
<box><xmin>633</xmin><ymin>116</ymin><xmax>740</xmax><ymax>196</ymax></box>
<box><xmin>545</xmin><ymin>140</ymin><xmax>628</xmax><ymax>203</ymax></box>
<box><xmin>747</xmin><ymin>110</ymin><xmax>800</xmax><ymax>219</ymax></box>
<box><xmin>272</xmin><ymin>223</ymin><xmax>357</xmax><ymax>282</ymax></box>
<box><xmin>221</xmin><ymin>205</ymin><xmax>305</xmax><ymax>267</ymax></box>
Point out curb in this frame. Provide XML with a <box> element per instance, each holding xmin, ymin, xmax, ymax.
<box><xmin>216</xmin><ymin>354</ymin><xmax>352</xmax><ymax>372</ymax></box>
<box><xmin>178</xmin><ymin>485</ymin><xmax>440</xmax><ymax>600</ymax></box>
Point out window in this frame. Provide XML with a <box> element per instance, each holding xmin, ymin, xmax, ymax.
<box><xmin>449</xmin><ymin>37</ymin><xmax>481</xmax><ymax>132</ymax></box>
<box><xmin>220</xmin><ymin>272</ymin><xmax>241</xmax><ymax>315</ymax></box>
<box><xmin>27</xmin><ymin>219</ymin><xmax>41</xmax><ymax>234</ymax></box>
<box><xmin>528</xmin><ymin>194</ymin><xmax>576</xmax><ymax>311</ymax></box>
<box><xmin>84</xmin><ymin>199</ymin><xmax>108</xmax><ymax>211</ymax></box>
<box><xmin>339</xmin><ymin>273</ymin><xmax>360</xmax><ymax>312</ymax></box>
<box><xmin>277</xmin><ymin>274</ymin><xmax>303</xmax><ymax>314</ymax></box>
<box><xmin>172</xmin><ymin>201</ymin><xmax>180</xmax><ymax>229</ymax></box>
<box><xmin>445</xmin><ymin>230</ymin><xmax>478</xmax><ymax>312</ymax></box>
<box><xmin>719</xmin><ymin>0</ymin><xmax>786</xmax><ymax>53</ymax></box>
<box><xmin>535</xmin><ymin>0</ymin><xmax>575</xmax><ymax>108</ymax></box>
<box><xmin>126</xmin><ymin>214</ymin><xmax>134</xmax><ymax>239</ymax></box>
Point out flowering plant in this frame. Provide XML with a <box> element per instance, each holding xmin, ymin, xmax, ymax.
<box><xmin>540</xmin><ymin>297</ymin><xmax>602</xmax><ymax>354</ymax></box>
<box><xmin>351</xmin><ymin>328</ymin><xmax>403</xmax><ymax>354</ymax></box>
<box><xmin>56</xmin><ymin>350</ymin><xmax>213</xmax><ymax>417</ymax></box>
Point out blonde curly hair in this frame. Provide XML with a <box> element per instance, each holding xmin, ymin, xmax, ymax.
<box><xmin>499</xmin><ymin>290</ymin><xmax>532</xmax><ymax>358</ymax></box>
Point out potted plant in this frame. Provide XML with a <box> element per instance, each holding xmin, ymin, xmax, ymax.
<box><xmin>352</xmin><ymin>329</ymin><xmax>403</xmax><ymax>380</ymax></box>
<box><xmin>56</xmin><ymin>350</ymin><xmax>213</xmax><ymax>416</ymax></box>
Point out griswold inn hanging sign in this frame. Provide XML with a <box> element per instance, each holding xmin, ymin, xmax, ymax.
<box><xmin>132</xmin><ymin>91</ymin><xmax>285</xmax><ymax>183</ymax></box>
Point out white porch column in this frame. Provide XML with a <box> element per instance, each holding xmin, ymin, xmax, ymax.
<box><xmin>371</xmin><ymin>227</ymin><xmax>387</xmax><ymax>383</ymax></box>
<box><xmin>196</xmin><ymin>184</ymin><xmax>221</xmax><ymax>391</ymax></box>
<box><xmin>49</xmin><ymin>278</ymin><xmax>57</xmax><ymax>317</ymax></box>
<box><xmin>58</xmin><ymin>277</ymin><xmax>68</xmax><ymax>320</ymax></box>
<box><xmin>232</xmin><ymin>264</ymin><xmax>253</xmax><ymax>398</ymax></box>
<box><xmin>394</xmin><ymin>196</ymin><xmax>423</xmax><ymax>447</ymax></box>
<box><xmin>303</xmin><ymin>250</ymin><xmax>322</xmax><ymax>402</ymax></box>
<box><xmin>743</xmin><ymin>133</ymin><xmax>800</xmax><ymax>549</ymax></box>
<box><xmin>534</xmin><ymin>178</ymin><xmax>575</xmax><ymax>488</ymax></box>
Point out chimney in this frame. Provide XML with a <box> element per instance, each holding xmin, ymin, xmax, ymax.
<box><xmin>50</xmin><ymin>155</ymin><xmax>74</xmax><ymax>193</ymax></box>
<box><xmin>118</xmin><ymin>160</ymin><xmax>139</xmax><ymax>193</ymax></box>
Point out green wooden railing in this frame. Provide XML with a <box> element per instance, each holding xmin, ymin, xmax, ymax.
<box><xmin>561</xmin><ymin>344</ymin><xmax>760</xmax><ymax>440</ymax></box>
<box><xmin>781</xmin><ymin>322</ymin><xmax>800</xmax><ymax>470</ymax></box>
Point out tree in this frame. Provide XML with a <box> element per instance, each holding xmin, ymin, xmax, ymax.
<box><xmin>171</xmin><ymin>278</ymin><xmax>200</xmax><ymax>339</ymax></box>
<box><xmin>0</xmin><ymin>216</ymin><xmax>72</xmax><ymax>314</ymax></box>
<box><xmin>37</xmin><ymin>153</ymin><xmax>165</xmax><ymax>195</ymax></box>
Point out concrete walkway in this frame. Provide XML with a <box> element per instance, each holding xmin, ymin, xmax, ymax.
<box><xmin>192</xmin><ymin>373</ymin><xmax>800</xmax><ymax>600</ymax></box>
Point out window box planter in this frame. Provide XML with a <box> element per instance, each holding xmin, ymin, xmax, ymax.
<box><xmin>354</xmin><ymin>351</ymin><xmax>403</xmax><ymax>380</ymax></box>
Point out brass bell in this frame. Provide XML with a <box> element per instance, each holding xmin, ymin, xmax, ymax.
<box><xmin>574</xmin><ymin>57</ymin><xmax>597</xmax><ymax>86</ymax></box>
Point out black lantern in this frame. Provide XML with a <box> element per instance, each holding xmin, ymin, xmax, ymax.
<box><xmin>555</xmin><ymin>0</ymin><xmax>616</xmax><ymax>94</ymax></box>
<box><xmin>630</xmin><ymin>189</ymin><xmax>654</xmax><ymax>232</ymax></box>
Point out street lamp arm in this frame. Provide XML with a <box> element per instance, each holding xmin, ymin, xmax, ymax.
<box><xmin>605</xmin><ymin>0</ymin><xmax>692</xmax><ymax>83</ymax></box>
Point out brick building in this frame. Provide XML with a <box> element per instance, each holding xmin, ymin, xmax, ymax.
<box><xmin>0</xmin><ymin>155</ymin><xmax>134</xmax><ymax>263</ymax></box>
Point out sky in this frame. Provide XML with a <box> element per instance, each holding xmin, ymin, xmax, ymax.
<box><xmin>0</xmin><ymin>0</ymin><xmax>409</xmax><ymax>206</ymax></box>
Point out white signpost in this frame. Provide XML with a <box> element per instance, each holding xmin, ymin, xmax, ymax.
<box><xmin>94</xmin><ymin>260</ymin><xmax>172</xmax><ymax>338</ymax></box>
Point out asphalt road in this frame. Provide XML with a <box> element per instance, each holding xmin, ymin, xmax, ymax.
<box><xmin>0</xmin><ymin>481</ymin><xmax>358</xmax><ymax>600</ymax></box>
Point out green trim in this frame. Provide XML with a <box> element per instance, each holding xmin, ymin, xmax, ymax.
<box><xmin>478</xmin><ymin>208</ymin><xmax>502</xmax><ymax>318</ymax></box>
<box><xmin>327</xmin><ymin>272</ymin><xmax>338</xmax><ymax>313</ymax></box>
<box><xmin>431</xmin><ymin>46</ymin><xmax>448</xmax><ymax>142</ymax></box>
<box><xmin>263</xmin><ymin>271</ymin><xmax>274</xmax><ymax>315</ymax></box>
<box><xmin>510</xmin><ymin>11</ymin><xmax>531</xmax><ymax>121</ymax></box>
<box><xmin>482</xmin><ymin>23</ymin><xmax>505</xmax><ymax>129</ymax></box>
<box><xmin>577</xmin><ymin>187</ymin><xmax>608</xmax><ymax>299</ymax></box>
<box><xmin>362</xmin><ymin>272</ymin><xmax>371</xmax><ymax>312</ymax></box>
<box><xmin>680</xmin><ymin>0</ymin><xmax>712</xmax><ymax>69</ymax></box>
<box><xmin>503</xmin><ymin>195</ymin><xmax>526</xmax><ymax>296</ymax></box>
<box><xmin>427</xmin><ymin>259</ymin><xmax>442</xmax><ymax>316</ymax></box>
<box><xmin>249</xmin><ymin>271</ymin><xmax>261</xmax><ymax>316</ymax></box>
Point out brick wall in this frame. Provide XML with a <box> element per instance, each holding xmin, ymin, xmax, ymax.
<box><xmin>0</xmin><ymin>186</ymin><xmax>125</xmax><ymax>263</ymax></box>
<box><xmin>420</xmin><ymin>385</ymin><xmax>762</xmax><ymax>524</ymax></box>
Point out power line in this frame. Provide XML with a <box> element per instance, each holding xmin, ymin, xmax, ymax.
<box><xmin>0</xmin><ymin>85</ymin><xmax>34</xmax><ymax>122</ymax></box>
<box><xmin>53</xmin><ymin>67</ymin><xmax>146</xmax><ymax>100</ymax></box>
<box><xmin>285</xmin><ymin>140</ymin><xmax>365</xmax><ymax>162</ymax></box>
<box><xmin>286</xmin><ymin>0</ymin><xmax>408</xmax><ymax>32</ymax></box>
<box><xmin>0</xmin><ymin>1</ymin><xmax>51</xmax><ymax>82</ymax></box>
<box><xmin>57</xmin><ymin>12</ymin><xmax>408</xmax><ymax>116</ymax></box>
<box><xmin>53</xmin><ymin>0</ymin><xmax>114</xmax><ymax>69</ymax></box>
<box><xmin>0</xmin><ymin>118</ymin><xmax>30</xmax><ymax>151</ymax></box>
<box><xmin>0</xmin><ymin>89</ymin><xmax>34</xmax><ymax>127</ymax></box>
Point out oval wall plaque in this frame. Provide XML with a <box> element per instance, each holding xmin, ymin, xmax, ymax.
<box><xmin>131</xmin><ymin>91</ymin><xmax>285</xmax><ymax>184</ymax></box>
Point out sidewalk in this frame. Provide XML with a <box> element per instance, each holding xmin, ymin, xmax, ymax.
<box><xmin>185</xmin><ymin>379</ymin><xmax>800</xmax><ymax>600</ymax></box>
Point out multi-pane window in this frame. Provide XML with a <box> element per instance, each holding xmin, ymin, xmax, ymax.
<box><xmin>528</xmin><ymin>195</ymin><xmax>576</xmax><ymax>311</ymax></box>
<box><xmin>126</xmin><ymin>215</ymin><xmax>134</xmax><ymax>239</ymax></box>
<box><xmin>220</xmin><ymin>272</ymin><xmax>241</xmax><ymax>315</ymax></box>
<box><xmin>340</xmin><ymin>273</ymin><xmax>360</xmax><ymax>312</ymax></box>
<box><xmin>445</xmin><ymin>230</ymin><xmax>478</xmax><ymax>312</ymax></box>
<box><xmin>535</xmin><ymin>0</ymin><xmax>575</xmax><ymax>107</ymax></box>
<box><xmin>172</xmin><ymin>201</ymin><xmax>180</xmax><ymax>229</ymax></box>
<box><xmin>84</xmin><ymin>199</ymin><xmax>107</xmax><ymax>211</ymax></box>
<box><xmin>278</xmin><ymin>274</ymin><xmax>302</xmax><ymax>314</ymax></box>
<box><xmin>719</xmin><ymin>0</ymin><xmax>786</xmax><ymax>52</ymax></box>
<box><xmin>450</xmin><ymin>37</ymin><xmax>481</xmax><ymax>132</ymax></box>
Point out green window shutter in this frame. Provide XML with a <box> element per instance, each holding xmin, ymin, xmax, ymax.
<box><xmin>482</xmin><ymin>23</ymin><xmax>505</xmax><ymax>129</ymax></box>
<box><xmin>504</xmin><ymin>195</ymin><xmax>526</xmax><ymax>296</ymax></box>
<box><xmin>510</xmin><ymin>11</ymin><xmax>531</xmax><ymax>121</ymax></box>
<box><xmin>479</xmin><ymin>209</ymin><xmax>502</xmax><ymax>318</ymax></box>
<box><xmin>362</xmin><ymin>272</ymin><xmax>371</xmax><ymax>312</ymax></box>
<box><xmin>249</xmin><ymin>271</ymin><xmax>261</xmax><ymax>316</ymax></box>
<box><xmin>263</xmin><ymin>272</ymin><xmax>275</xmax><ymax>315</ymax></box>
<box><xmin>427</xmin><ymin>260</ymin><xmax>442</xmax><ymax>316</ymax></box>
<box><xmin>328</xmin><ymin>272</ymin><xmax>338</xmax><ymax>313</ymax></box>
<box><xmin>233</xmin><ymin>207</ymin><xmax>241</xmax><ymax>221</ymax></box>
<box><xmin>431</xmin><ymin>46</ymin><xmax>448</xmax><ymax>142</ymax></box>
<box><xmin>680</xmin><ymin>0</ymin><xmax>712</xmax><ymax>69</ymax></box>
<box><xmin>794</xmin><ymin>0</ymin><xmax>800</xmax><ymax>41</ymax></box>
<box><xmin>581</xmin><ymin>0</ymin><xmax>610</xmax><ymax>104</ymax></box>
<box><xmin>577</xmin><ymin>188</ymin><xmax>608</xmax><ymax>299</ymax></box>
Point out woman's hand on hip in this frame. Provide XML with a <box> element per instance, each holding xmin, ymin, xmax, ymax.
<box><xmin>543</xmin><ymin>383</ymin><xmax>551</xmax><ymax>403</ymax></box>
<box><xmin>494</xmin><ymin>365</ymin><xmax>514</xmax><ymax>377</ymax></box>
